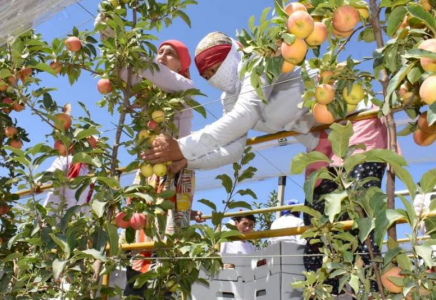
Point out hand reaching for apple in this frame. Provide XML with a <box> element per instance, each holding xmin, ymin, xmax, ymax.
<box><xmin>167</xmin><ymin>159</ymin><xmax>187</xmax><ymax>174</ymax></box>
<box><xmin>142</xmin><ymin>134</ymin><xmax>184</xmax><ymax>164</ymax></box>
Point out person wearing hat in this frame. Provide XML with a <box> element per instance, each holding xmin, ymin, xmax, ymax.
<box><xmin>269</xmin><ymin>200</ymin><xmax>306</xmax><ymax>245</ymax></box>
<box><xmin>142</xmin><ymin>31</ymin><xmax>319</xmax><ymax>171</ymax></box>
<box><xmin>119</xmin><ymin>40</ymin><xmax>197</xmax><ymax>299</ymax></box>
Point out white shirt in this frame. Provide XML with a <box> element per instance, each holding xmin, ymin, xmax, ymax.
<box><xmin>43</xmin><ymin>156</ymin><xmax>90</xmax><ymax>215</ymax></box>
<box><xmin>121</xmin><ymin>63</ymin><xmax>195</xmax><ymax>138</ymax></box>
<box><xmin>178</xmin><ymin>42</ymin><xmax>319</xmax><ymax>170</ymax></box>
<box><xmin>220</xmin><ymin>240</ymin><xmax>255</xmax><ymax>255</ymax></box>
<box><xmin>269</xmin><ymin>214</ymin><xmax>306</xmax><ymax>245</ymax></box>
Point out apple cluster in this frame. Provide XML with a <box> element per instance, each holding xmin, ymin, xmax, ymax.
<box><xmin>280</xmin><ymin>2</ymin><xmax>328</xmax><ymax>73</ymax></box>
<box><xmin>391</xmin><ymin>0</ymin><xmax>436</xmax><ymax>147</ymax></box>
<box><xmin>137</xmin><ymin>109</ymin><xmax>169</xmax><ymax>177</ymax></box>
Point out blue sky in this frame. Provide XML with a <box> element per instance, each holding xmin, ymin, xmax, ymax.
<box><xmin>6</xmin><ymin>0</ymin><xmax>436</xmax><ymax>237</ymax></box>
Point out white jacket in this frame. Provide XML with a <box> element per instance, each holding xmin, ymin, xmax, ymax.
<box><xmin>268</xmin><ymin>214</ymin><xmax>306</xmax><ymax>245</ymax></box>
<box><xmin>43</xmin><ymin>156</ymin><xmax>90</xmax><ymax>215</ymax></box>
<box><xmin>178</xmin><ymin>42</ymin><xmax>318</xmax><ymax>170</ymax></box>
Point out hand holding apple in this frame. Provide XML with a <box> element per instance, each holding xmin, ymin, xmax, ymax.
<box><xmin>142</xmin><ymin>134</ymin><xmax>184</xmax><ymax>164</ymax></box>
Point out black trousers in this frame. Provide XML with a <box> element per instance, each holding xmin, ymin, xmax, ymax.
<box><xmin>124</xmin><ymin>266</ymin><xmax>147</xmax><ymax>298</ymax></box>
<box><xmin>303</xmin><ymin>162</ymin><xmax>386</xmax><ymax>294</ymax></box>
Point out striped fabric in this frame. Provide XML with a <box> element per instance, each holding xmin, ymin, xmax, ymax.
<box><xmin>129</xmin><ymin>168</ymin><xmax>195</xmax><ymax>273</ymax></box>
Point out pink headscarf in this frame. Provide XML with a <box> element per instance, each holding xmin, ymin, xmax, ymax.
<box><xmin>158</xmin><ymin>40</ymin><xmax>192</xmax><ymax>79</ymax></box>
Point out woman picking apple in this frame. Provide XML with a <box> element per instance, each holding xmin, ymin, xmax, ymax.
<box><xmin>142</xmin><ymin>31</ymin><xmax>319</xmax><ymax>171</ymax></box>
<box><xmin>118</xmin><ymin>39</ymin><xmax>197</xmax><ymax>298</ymax></box>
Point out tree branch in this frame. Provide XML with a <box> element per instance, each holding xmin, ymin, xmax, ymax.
<box><xmin>369</xmin><ymin>0</ymin><xmax>397</xmax><ymax>241</ymax></box>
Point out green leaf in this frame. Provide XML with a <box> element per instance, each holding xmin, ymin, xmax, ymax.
<box><xmin>383</xmin><ymin>247</ymin><xmax>403</xmax><ymax>267</ymax></box>
<box><xmin>78</xmin><ymin>249</ymin><xmax>108</xmax><ymax>262</ymax></box>
<box><xmin>355</xmin><ymin>217</ymin><xmax>375</xmax><ymax>243</ymax></box>
<box><xmin>420</xmin><ymin>168</ymin><xmax>436</xmax><ymax>194</ymax></box>
<box><xmin>60</xmin><ymin>205</ymin><xmax>81</xmax><ymax>231</ymax></box>
<box><xmin>72</xmin><ymin>152</ymin><xmax>101</xmax><ymax>168</ymax></box>
<box><xmin>30</xmin><ymin>62</ymin><xmax>56</xmax><ymax>76</ymax></box>
<box><xmin>92</xmin><ymin>200</ymin><xmax>107</xmax><ymax>218</ymax></box>
<box><xmin>385</xmin><ymin>62</ymin><xmax>417</xmax><ymax>104</ymax></box>
<box><xmin>228</xmin><ymin>201</ymin><xmax>252</xmax><ymax>210</ymax></box>
<box><xmin>403</xmin><ymin>48</ymin><xmax>436</xmax><ymax>61</ymax></box>
<box><xmin>185</xmin><ymin>97</ymin><xmax>207</xmax><ymax>118</ymax></box>
<box><xmin>391</xmin><ymin>164</ymin><xmax>416</xmax><ymax>201</ymax></box>
<box><xmin>290</xmin><ymin>152</ymin><xmax>331</xmax><ymax>174</ymax></box>
<box><xmin>406</xmin><ymin>5</ymin><xmax>436</xmax><ymax>36</ymax></box>
<box><xmin>75</xmin><ymin>128</ymin><xmax>100</xmax><ymax>141</ymax></box>
<box><xmin>212</xmin><ymin>211</ymin><xmax>224</xmax><ymax>227</ymax></box>
<box><xmin>358</xmin><ymin>27</ymin><xmax>375</xmax><ymax>43</ymax></box>
<box><xmin>105</xmin><ymin>223</ymin><xmax>119</xmax><ymax>256</ymax></box>
<box><xmin>236</xmin><ymin>188</ymin><xmax>257</xmax><ymax>199</ymax></box>
<box><xmin>173</xmin><ymin>10</ymin><xmax>191</xmax><ymax>27</ymax></box>
<box><xmin>428</xmin><ymin>102</ymin><xmax>436</xmax><ymax>126</ymax></box>
<box><xmin>343</xmin><ymin>153</ymin><xmax>367</xmax><ymax>174</ymax></box>
<box><xmin>398</xmin><ymin>194</ymin><xmax>417</xmax><ymax>228</ymax></box>
<box><xmin>53</xmin><ymin>259</ymin><xmax>68</xmax><ymax>280</ymax></box>
<box><xmin>219</xmin><ymin>230</ymin><xmax>242</xmax><ymax>241</ymax></box>
<box><xmin>216</xmin><ymin>174</ymin><xmax>233</xmax><ymax>194</ymax></box>
<box><xmin>396</xmin><ymin>253</ymin><xmax>413</xmax><ymax>271</ymax></box>
<box><xmin>349</xmin><ymin>274</ymin><xmax>360</xmax><ymax>294</ymax></box>
<box><xmin>49</xmin><ymin>233</ymin><xmax>70</xmax><ymax>257</ymax></box>
<box><xmin>415</xmin><ymin>244</ymin><xmax>434</xmax><ymax>268</ymax></box>
<box><xmin>386</xmin><ymin>6</ymin><xmax>407</xmax><ymax>37</ymax></box>
<box><xmin>198</xmin><ymin>199</ymin><xmax>217</xmax><ymax>211</ymax></box>
<box><xmin>241</xmin><ymin>152</ymin><xmax>255</xmax><ymax>165</ymax></box>
<box><xmin>158</xmin><ymin>190</ymin><xmax>176</xmax><ymax>199</ymax></box>
<box><xmin>325</xmin><ymin>190</ymin><xmax>347</xmax><ymax>223</ymax></box>
<box><xmin>328</xmin><ymin>122</ymin><xmax>354</xmax><ymax>159</ymax></box>
<box><xmin>96</xmin><ymin>176</ymin><xmax>120</xmax><ymax>189</ymax></box>
<box><xmin>374</xmin><ymin>209</ymin><xmax>404</xmax><ymax>246</ymax></box>
<box><xmin>304</xmin><ymin>168</ymin><xmax>331</xmax><ymax>205</ymax></box>
<box><xmin>3</xmin><ymin>252</ymin><xmax>23</xmax><ymax>262</ymax></box>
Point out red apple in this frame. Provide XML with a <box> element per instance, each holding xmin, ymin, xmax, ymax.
<box><xmin>147</xmin><ymin>120</ymin><xmax>158</xmax><ymax>130</ymax></box>
<box><xmin>13</xmin><ymin>101</ymin><xmax>25</xmax><ymax>112</ymax></box>
<box><xmin>130</xmin><ymin>213</ymin><xmax>147</xmax><ymax>230</ymax></box>
<box><xmin>19</xmin><ymin>67</ymin><xmax>32</xmax><ymax>82</ymax></box>
<box><xmin>1</xmin><ymin>97</ymin><xmax>13</xmax><ymax>114</ymax></box>
<box><xmin>54</xmin><ymin>140</ymin><xmax>72</xmax><ymax>156</ymax></box>
<box><xmin>9</xmin><ymin>139</ymin><xmax>23</xmax><ymax>149</ymax></box>
<box><xmin>4</xmin><ymin>126</ymin><xmax>17</xmax><ymax>138</ymax></box>
<box><xmin>97</xmin><ymin>79</ymin><xmax>113</xmax><ymax>95</ymax></box>
<box><xmin>86</xmin><ymin>136</ymin><xmax>98</xmax><ymax>148</ymax></box>
<box><xmin>53</xmin><ymin>113</ymin><xmax>72</xmax><ymax>131</ymax></box>
<box><xmin>115</xmin><ymin>212</ymin><xmax>130</xmax><ymax>229</ymax></box>
<box><xmin>65</xmin><ymin>37</ymin><xmax>82</xmax><ymax>52</ymax></box>
<box><xmin>50</xmin><ymin>62</ymin><xmax>62</xmax><ymax>75</ymax></box>
<box><xmin>0</xmin><ymin>204</ymin><xmax>10</xmax><ymax>215</ymax></box>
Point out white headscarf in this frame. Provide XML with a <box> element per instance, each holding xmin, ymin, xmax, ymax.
<box><xmin>207</xmin><ymin>40</ymin><xmax>242</xmax><ymax>95</ymax></box>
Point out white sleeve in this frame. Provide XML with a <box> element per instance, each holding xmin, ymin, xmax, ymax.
<box><xmin>185</xmin><ymin>136</ymin><xmax>247</xmax><ymax>170</ymax></box>
<box><xmin>178</xmin><ymin>74</ymin><xmax>273</xmax><ymax>163</ymax></box>
<box><xmin>46</xmin><ymin>157</ymin><xmax>68</xmax><ymax>173</ymax></box>
<box><xmin>120</xmin><ymin>63</ymin><xmax>195</xmax><ymax>93</ymax></box>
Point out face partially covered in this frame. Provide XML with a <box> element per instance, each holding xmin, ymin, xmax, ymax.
<box><xmin>201</xmin><ymin>62</ymin><xmax>223</xmax><ymax>80</ymax></box>
<box><xmin>235</xmin><ymin>217</ymin><xmax>255</xmax><ymax>234</ymax></box>
<box><xmin>157</xmin><ymin>45</ymin><xmax>182</xmax><ymax>73</ymax></box>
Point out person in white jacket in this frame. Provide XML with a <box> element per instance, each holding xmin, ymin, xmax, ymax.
<box><xmin>269</xmin><ymin>199</ymin><xmax>306</xmax><ymax>245</ymax></box>
<box><xmin>142</xmin><ymin>31</ymin><xmax>319</xmax><ymax>171</ymax></box>
<box><xmin>43</xmin><ymin>155</ymin><xmax>92</xmax><ymax>216</ymax></box>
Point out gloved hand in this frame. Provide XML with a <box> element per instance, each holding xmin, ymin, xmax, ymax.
<box><xmin>94</xmin><ymin>13</ymin><xmax>115</xmax><ymax>40</ymax></box>
<box><xmin>414</xmin><ymin>193</ymin><xmax>429</xmax><ymax>234</ymax></box>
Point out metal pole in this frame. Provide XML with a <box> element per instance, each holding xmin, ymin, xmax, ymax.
<box><xmin>276</xmin><ymin>176</ymin><xmax>286</xmax><ymax>219</ymax></box>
